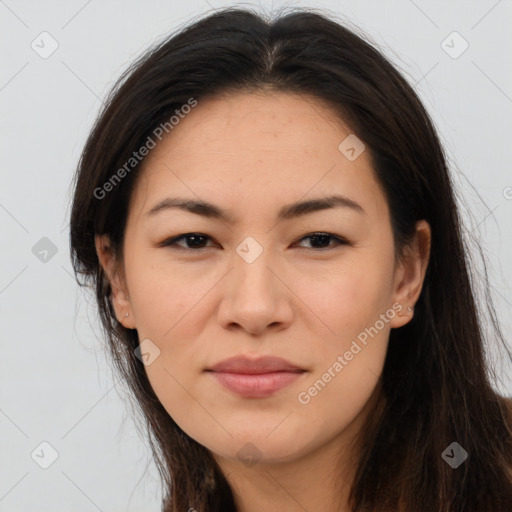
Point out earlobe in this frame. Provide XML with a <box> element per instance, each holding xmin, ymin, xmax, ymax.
<box><xmin>390</xmin><ymin>302</ymin><xmax>415</xmax><ymax>329</ymax></box>
<box><xmin>94</xmin><ymin>234</ymin><xmax>135</xmax><ymax>328</ymax></box>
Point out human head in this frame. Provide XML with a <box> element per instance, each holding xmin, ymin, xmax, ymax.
<box><xmin>69</xmin><ymin>7</ymin><xmax>512</xmax><ymax>511</ymax></box>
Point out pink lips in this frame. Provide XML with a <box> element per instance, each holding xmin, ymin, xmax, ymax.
<box><xmin>205</xmin><ymin>355</ymin><xmax>306</xmax><ymax>398</ymax></box>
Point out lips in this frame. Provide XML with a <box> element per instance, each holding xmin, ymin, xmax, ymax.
<box><xmin>205</xmin><ymin>355</ymin><xmax>306</xmax><ymax>398</ymax></box>
<box><xmin>205</xmin><ymin>355</ymin><xmax>305</xmax><ymax>374</ymax></box>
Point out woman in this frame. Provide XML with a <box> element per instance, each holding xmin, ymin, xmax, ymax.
<box><xmin>69</xmin><ymin>7</ymin><xmax>512</xmax><ymax>511</ymax></box>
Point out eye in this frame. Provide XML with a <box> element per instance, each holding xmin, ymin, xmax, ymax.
<box><xmin>159</xmin><ymin>232</ymin><xmax>349</xmax><ymax>251</ymax></box>
<box><xmin>159</xmin><ymin>233</ymin><xmax>215</xmax><ymax>250</ymax></box>
<box><xmin>295</xmin><ymin>232</ymin><xmax>349</xmax><ymax>250</ymax></box>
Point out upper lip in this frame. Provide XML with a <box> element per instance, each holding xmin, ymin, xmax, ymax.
<box><xmin>206</xmin><ymin>355</ymin><xmax>305</xmax><ymax>374</ymax></box>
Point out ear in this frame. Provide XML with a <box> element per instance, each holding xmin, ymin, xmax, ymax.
<box><xmin>95</xmin><ymin>234</ymin><xmax>136</xmax><ymax>329</ymax></box>
<box><xmin>389</xmin><ymin>220</ymin><xmax>431</xmax><ymax>329</ymax></box>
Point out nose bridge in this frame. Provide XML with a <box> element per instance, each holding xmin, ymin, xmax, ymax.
<box><xmin>232</xmin><ymin>234</ymin><xmax>275</xmax><ymax>294</ymax></box>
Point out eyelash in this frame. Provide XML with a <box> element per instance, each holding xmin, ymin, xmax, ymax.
<box><xmin>159</xmin><ymin>232</ymin><xmax>350</xmax><ymax>252</ymax></box>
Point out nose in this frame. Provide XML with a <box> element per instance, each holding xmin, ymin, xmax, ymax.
<box><xmin>216</xmin><ymin>242</ymin><xmax>294</xmax><ymax>336</ymax></box>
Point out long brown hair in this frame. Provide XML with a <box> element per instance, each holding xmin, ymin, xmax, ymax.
<box><xmin>69</xmin><ymin>7</ymin><xmax>512</xmax><ymax>511</ymax></box>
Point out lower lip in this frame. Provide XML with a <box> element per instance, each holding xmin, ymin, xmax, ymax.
<box><xmin>207</xmin><ymin>371</ymin><xmax>305</xmax><ymax>398</ymax></box>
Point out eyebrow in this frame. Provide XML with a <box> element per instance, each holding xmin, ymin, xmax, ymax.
<box><xmin>145</xmin><ymin>194</ymin><xmax>366</xmax><ymax>222</ymax></box>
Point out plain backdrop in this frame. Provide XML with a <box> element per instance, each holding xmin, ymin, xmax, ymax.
<box><xmin>1</xmin><ymin>0</ymin><xmax>511</xmax><ymax>510</ymax></box>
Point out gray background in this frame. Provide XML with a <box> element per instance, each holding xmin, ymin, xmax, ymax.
<box><xmin>1</xmin><ymin>0</ymin><xmax>511</xmax><ymax>510</ymax></box>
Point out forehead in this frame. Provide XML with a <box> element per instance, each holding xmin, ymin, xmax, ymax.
<box><xmin>128</xmin><ymin>91</ymin><xmax>388</xmax><ymax>223</ymax></box>
<box><xmin>159</xmin><ymin>90</ymin><xmax>353</xmax><ymax>157</ymax></box>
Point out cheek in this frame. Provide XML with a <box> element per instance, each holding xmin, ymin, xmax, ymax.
<box><xmin>293</xmin><ymin>277</ymin><xmax>391</xmax><ymax>440</ymax></box>
<box><xmin>296</xmin><ymin>254</ymin><xmax>394</xmax><ymax>337</ymax></box>
<box><xmin>124</xmin><ymin>260</ymin><xmax>215</xmax><ymax>397</ymax></box>
<box><xmin>125</xmin><ymin>252</ymin><xmax>210</xmax><ymax>339</ymax></box>
<box><xmin>292</xmin><ymin>251</ymin><xmax>394</xmax><ymax>407</ymax></box>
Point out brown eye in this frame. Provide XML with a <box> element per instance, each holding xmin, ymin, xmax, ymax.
<box><xmin>296</xmin><ymin>232</ymin><xmax>349</xmax><ymax>250</ymax></box>
<box><xmin>160</xmin><ymin>233</ymin><xmax>214</xmax><ymax>250</ymax></box>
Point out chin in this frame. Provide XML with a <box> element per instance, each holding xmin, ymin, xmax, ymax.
<box><xmin>212</xmin><ymin>431</ymin><xmax>311</xmax><ymax>466</ymax></box>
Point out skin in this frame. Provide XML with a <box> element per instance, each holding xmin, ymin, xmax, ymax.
<box><xmin>96</xmin><ymin>91</ymin><xmax>431</xmax><ymax>512</ymax></box>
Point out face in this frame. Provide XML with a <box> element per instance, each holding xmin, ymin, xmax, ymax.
<box><xmin>97</xmin><ymin>91</ymin><xmax>430</xmax><ymax>469</ymax></box>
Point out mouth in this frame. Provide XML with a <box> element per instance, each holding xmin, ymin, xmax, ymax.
<box><xmin>204</xmin><ymin>354</ymin><xmax>307</xmax><ymax>398</ymax></box>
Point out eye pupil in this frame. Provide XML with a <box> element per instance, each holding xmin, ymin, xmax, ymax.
<box><xmin>186</xmin><ymin>234</ymin><xmax>207</xmax><ymax>248</ymax></box>
<box><xmin>309</xmin><ymin>234</ymin><xmax>331</xmax><ymax>248</ymax></box>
